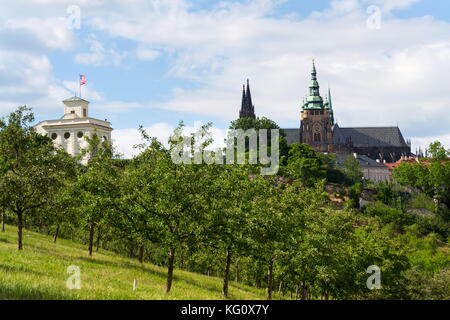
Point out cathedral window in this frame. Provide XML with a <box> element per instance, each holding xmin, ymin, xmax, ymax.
<box><xmin>83</xmin><ymin>109</ymin><xmax>87</xmax><ymax>117</ymax></box>
<box><xmin>314</xmin><ymin>133</ymin><xmax>321</xmax><ymax>142</ymax></box>
<box><xmin>64</xmin><ymin>132</ymin><xmax>71</xmax><ymax>139</ymax></box>
<box><xmin>77</xmin><ymin>131</ymin><xmax>84</xmax><ymax>139</ymax></box>
<box><xmin>51</xmin><ymin>133</ymin><xmax>58</xmax><ymax>140</ymax></box>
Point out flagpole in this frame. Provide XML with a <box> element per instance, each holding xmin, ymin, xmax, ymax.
<box><xmin>79</xmin><ymin>75</ymin><xmax>82</xmax><ymax>99</ymax></box>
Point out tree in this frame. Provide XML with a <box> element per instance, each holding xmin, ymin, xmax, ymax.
<box><xmin>113</xmin><ymin>125</ymin><xmax>210</xmax><ymax>293</ymax></box>
<box><xmin>285</xmin><ymin>143</ymin><xmax>327</xmax><ymax>185</ymax></box>
<box><xmin>428</xmin><ymin>141</ymin><xmax>449</xmax><ymax>161</ymax></box>
<box><xmin>205</xmin><ymin>164</ymin><xmax>254</xmax><ymax>298</ymax></box>
<box><xmin>249</xmin><ymin>176</ymin><xmax>298</xmax><ymax>300</ymax></box>
<box><xmin>394</xmin><ymin>142</ymin><xmax>450</xmax><ymax>211</ymax></box>
<box><xmin>230</xmin><ymin>117</ymin><xmax>289</xmax><ymax>160</ymax></box>
<box><xmin>77</xmin><ymin>131</ymin><xmax>119</xmax><ymax>256</ymax></box>
<box><xmin>342</xmin><ymin>155</ymin><xmax>363</xmax><ymax>185</ymax></box>
<box><xmin>0</xmin><ymin>106</ymin><xmax>73</xmax><ymax>250</ymax></box>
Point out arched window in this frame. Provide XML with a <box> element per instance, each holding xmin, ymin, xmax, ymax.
<box><xmin>314</xmin><ymin>133</ymin><xmax>321</xmax><ymax>142</ymax></box>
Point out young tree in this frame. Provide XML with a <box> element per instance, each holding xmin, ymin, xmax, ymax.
<box><xmin>428</xmin><ymin>141</ymin><xmax>449</xmax><ymax>161</ymax></box>
<box><xmin>77</xmin><ymin>131</ymin><xmax>119</xmax><ymax>256</ymax></box>
<box><xmin>0</xmin><ymin>106</ymin><xmax>73</xmax><ymax>250</ymax></box>
<box><xmin>342</xmin><ymin>155</ymin><xmax>364</xmax><ymax>185</ymax></box>
<box><xmin>113</xmin><ymin>126</ymin><xmax>210</xmax><ymax>293</ymax></box>
<box><xmin>206</xmin><ymin>165</ymin><xmax>254</xmax><ymax>298</ymax></box>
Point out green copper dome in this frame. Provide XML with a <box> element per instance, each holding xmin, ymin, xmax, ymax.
<box><xmin>302</xmin><ymin>60</ymin><xmax>325</xmax><ymax>110</ymax></box>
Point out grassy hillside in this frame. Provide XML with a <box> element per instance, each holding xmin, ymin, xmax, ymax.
<box><xmin>0</xmin><ymin>224</ymin><xmax>268</xmax><ymax>300</ymax></box>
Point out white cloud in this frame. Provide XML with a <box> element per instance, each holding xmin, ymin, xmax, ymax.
<box><xmin>136</xmin><ymin>47</ymin><xmax>160</xmax><ymax>61</ymax></box>
<box><xmin>363</xmin><ymin>0</ymin><xmax>421</xmax><ymax>13</ymax></box>
<box><xmin>75</xmin><ymin>34</ymin><xmax>127</xmax><ymax>66</ymax></box>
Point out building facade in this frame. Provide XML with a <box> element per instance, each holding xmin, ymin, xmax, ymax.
<box><xmin>35</xmin><ymin>96</ymin><xmax>113</xmax><ymax>163</ymax></box>
<box><xmin>336</xmin><ymin>154</ymin><xmax>392</xmax><ymax>182</ymax></box>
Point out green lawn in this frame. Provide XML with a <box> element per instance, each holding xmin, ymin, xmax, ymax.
<box><xmin>0</xmin><ymin>224</ymin><xmax>268</xmax><ymax>300</ymax></box>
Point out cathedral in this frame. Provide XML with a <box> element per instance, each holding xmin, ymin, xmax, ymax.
<box><xmin>239</xmin><ymin>61</ymin><xmax>411</xmax><ymax>163</ymax></box>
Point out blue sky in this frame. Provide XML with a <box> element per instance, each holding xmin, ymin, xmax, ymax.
<box><xmin>1</xmin><ymin>0</ymin><xmax>450</xmax><ymax>156</ymax></box>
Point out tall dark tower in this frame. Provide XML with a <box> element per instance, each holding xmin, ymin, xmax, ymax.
<box><xmin>300</xmin><ymin>60</ymin><xmax>334</xmax><ymax>152</ymax></box>
<box><xmin>239</xmin><ymin>79</ymin><xmax>256</xmax><ymax>119</ymax></box>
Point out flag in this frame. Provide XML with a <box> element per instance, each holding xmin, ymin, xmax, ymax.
<box><xmin>79</xmin><ymin>74</ymin><xmax>87</xmax><ymax>86</ymax></box>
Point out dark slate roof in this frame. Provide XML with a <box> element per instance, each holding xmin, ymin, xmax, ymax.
<box><xmin>333</xmin><ymin>126</ymin><xmax>408</xmax><ymax>148</ymax></box>
<box><xmin>335</xmin><ymin>154</ymin><xmax>388</xmax><ymax>168</ymax></box>
<box><xmin>282</xmin><ymin>128</ymin><xmax>300</xmax><ymax>145</ymax></box>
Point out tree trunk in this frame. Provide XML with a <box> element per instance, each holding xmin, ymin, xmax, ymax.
<box><xmin>129</xmin><ymin>245</ymin><xmax>134</xmax><ymax>258</ymax></box>
<box><xmin>138</xmin><ymin>244</ymin><xmax>145</xmax><ymax>263</ymax></box>
<box><xmin>88</xmin><ymin>221</ymin><xmax>95</xmax><ymax>257</ymax></box>
<box><xmin>295</xmin><ymin>284</ymin><xmax>300</xmax><ymax>300</ymax></box>
<box><xmin>17</xmin><ymin>211</ymin><xmax>23</xmax><ymax>250</ymax></box>
<box><xmin>165</xmin><ymin>247</ymin><xmax>176</xmax><ymax>293</ymax></box>
<box><xmin>1</xmin><ymin>211</ymin><xmax>5</xmax><ymax>232</ymax></box>
<box><xmin>53</xmin><ymin>224</ymin><xmax>60</xmax><ymax>243</ymax></box>
<box><xmin>301</xmin><ymin>283</ymin><xmax>308</xmax><ymax>300</ymax></box>
<box><xmin>267</xmin><ymin>258</ymin><xmax>274</xmax><ymax>300</ymax></box>
<box><xmin>235</xmin><ymin>260</ymin><xmax>240</xmax><ymax>282</ymax></box>
<box><xmin>180</xmin><ymin>248</ymin><xmax>185</xmax><ymax>269</ymax></box>
<box><xmin>96</xmin><ymin>227</ymin><xmax>101</xmax><ymax>252</ymax></box>
<box><xmin>278</xmin><ymin>281</ymin><xmax>282</xmax><ymax>295</ymax></box>
<box><xmin>222</xmin><ymin>247</ymin><xmax>232</xmax><ymax>298</ymax></box>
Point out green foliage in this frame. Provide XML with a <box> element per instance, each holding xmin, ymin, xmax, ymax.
<box><xmin>394</xmin><ymin>142</ymin><xmax>450</xmax><ymax>209</ymax></box>
<box><xmin>428</xmin><ymin>141</ymin><xmax>449</xmax><ymax>161</ymax></box>
<box><xmin>364</xmin><ymin>203</ymin><xmax>415</xmax><ymax>230</ymax></box>
<box><xmin>347</xmin><ymin>182</ymin><xmax>363</xmax><ymax>209</ymax></box>
<box><xmin>342</xmin><ymin>155</ymin><xmax>364</xmax><ymax>185</ymax></box>
<box><xmin>0</xmin><ymin>106</ymin><xmax>76</xmax><ymax>249</ymax></box>
<box><xmin>229</xmin><ymin>117</ymin><xmax>289</xmax><ymax>159</ymax></box>
<box><xmin>285</xmin><ymin>143</ymin><xmax>327</xmax><ymax>186</ymax></box>
<box><xmin>415</xmin><ymin>215</ymin><xmax>449</xmax><ymax>239</ymax></box>
<box><xmin>410</xmin><ymin>193</ymin><xmax>436</xmax><ymax>212</ymax></box>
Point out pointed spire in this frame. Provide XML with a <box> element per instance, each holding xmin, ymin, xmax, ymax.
<box><xmin>309</xmin><ymin>59</ymin><xmax>320</xmax><ymax>97</ymax></box>
<box><xmin>239</xmin><ymin>79</ymin><xmax>256</xmax><ymax>119</ymax></box>
<box><xmin>246</xmin><ymin>79</ymin><xmax>253</xmax><ymax>111</ymax></box>
<box><xmin>241</xmin><ymin>84</ymin><xmax>246</xmax><ymax>109</ymax></box>
<box><xmin>328</xmin><ymin>87</ymin><xmax>333</xmax><ymax>110</ymax></box>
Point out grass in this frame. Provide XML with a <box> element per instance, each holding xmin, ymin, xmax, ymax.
<box><xmin>0</xmin><ymin>224</ymin><xmax>268</xmax><ymax>300</ymax></box>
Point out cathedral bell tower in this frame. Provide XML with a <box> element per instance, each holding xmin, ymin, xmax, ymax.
<box><xmin>300</xmin><ymin>60</ymin><xmax>334</xmax><ymax>152</ymax></box>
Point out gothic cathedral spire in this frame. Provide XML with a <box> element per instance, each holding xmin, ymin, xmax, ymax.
<box><xmin>239</xmin><ymin>79</ymin><xmax>256</xmax><ymax>119</ymax></box>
